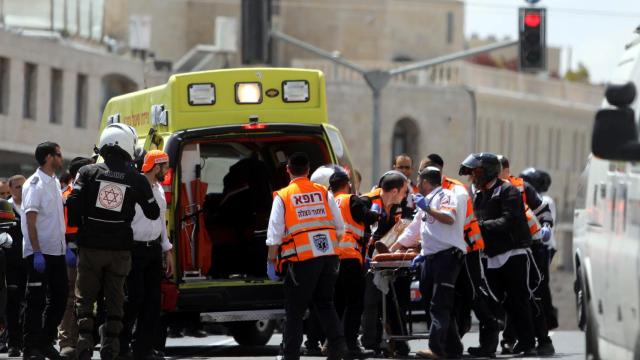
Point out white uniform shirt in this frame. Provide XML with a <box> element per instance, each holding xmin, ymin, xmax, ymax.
<box><xmin>131</xmin><ymin>182</ymin><xmax>173</xmax><ymax>252</ymax></box>
<box><xmin>397</xmin><ymin>187</ymin><xmax>467</xmax><ymax>255</ymax></box>
<box><xmin>8</xmin><ymin>197</ymin><xmax>22</xmax><ymax>217</ymax></box>
<box><xmin>266</xmin><ymin>186</ymin><xmax>345</xmax><ymax>246</ymax></box>
<box><xmin>21</xmin><ymin>168</ymin><xmax>66</xmax><ymax>257</ymax></box>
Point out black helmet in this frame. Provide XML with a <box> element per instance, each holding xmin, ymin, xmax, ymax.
<box><xmin>459</xmin><ymin>153</ymin><xmax>500</xmax><ymax>187</ymax></box>
<box><xmin>520</xmin><ymin>168</ymin><xmax>551</xmax><ymax>193</ymax></box>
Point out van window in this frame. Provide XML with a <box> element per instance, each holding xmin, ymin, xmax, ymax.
<box><xmin>181</xmin><ymin>133</ymin><xmax>332</xmax><ymax>279</ymax></box>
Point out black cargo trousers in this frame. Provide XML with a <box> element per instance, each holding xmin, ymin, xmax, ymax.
<box><xmin>281</xmin><ymin>255</ymin><xmax>346</xmax><ymax>360</ymax></box>
<box><xmin>23</xmin><ymin>254</ymin><xmax>68</xmax><ymax>352</ymax></box>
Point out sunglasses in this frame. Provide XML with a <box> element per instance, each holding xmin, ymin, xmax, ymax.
<box><xmin>53</xmin><ymin>152</ymin><xmax>62</xmax><ymax>158</ymax></box>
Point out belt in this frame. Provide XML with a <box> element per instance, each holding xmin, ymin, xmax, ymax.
<box><xmin>134</xmin><ymin>237</ymin><xmax>160</xmax><ymax>247</ymax></box>
<box><xmin>426</xmin><ymin>247</ymin><xmax>464</xmax><ymax>261</ymax></box>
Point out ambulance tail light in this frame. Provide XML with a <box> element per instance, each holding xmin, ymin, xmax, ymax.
<box><xmin>242</xmin><ymin>123</ymin><xmax>268</xmax><ymax>130</ymax></box>
<box><xmin>161</xmin><ymin>168</ymin><xmax>173</xmax><ymax>205</ymax></box>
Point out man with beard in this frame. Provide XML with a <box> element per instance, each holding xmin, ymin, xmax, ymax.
<box><xmin>120</xmin><ymin>150</ymin><xmax>174</xmax><ymax>360</ymax></box>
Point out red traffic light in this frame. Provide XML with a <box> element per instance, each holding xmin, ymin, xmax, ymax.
<box><xmin>524</xmin><ymin>12</ymin><xmax>541</xmax><ymax>28</ymax></box>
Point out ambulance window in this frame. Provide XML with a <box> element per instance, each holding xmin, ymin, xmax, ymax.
<box><xmin>325</xmin><ymin>126</ymin><xmax>354</xmax><ymax>177</ymax></box>
<box><xmin>199</xmin><ymin>143</ymin><xmax>250</xmax><ymax>193</ymax></box>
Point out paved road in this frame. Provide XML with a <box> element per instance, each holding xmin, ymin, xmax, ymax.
<box><xmin>156</xmin><ymin>330</ymin><xmax>585</xmax><ymax>359</ymax></box>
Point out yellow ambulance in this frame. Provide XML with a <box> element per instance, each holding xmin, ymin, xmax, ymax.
<box><xmin>100</xmin><ymin>68</ymin><xmax>354</xmax><ymax>345</ymax></box>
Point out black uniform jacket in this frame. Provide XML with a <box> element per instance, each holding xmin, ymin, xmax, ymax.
<box><xmin>473</xmin><ymin>179</ymin><xmax>532</xmax><ymax>257</ymax></box>
<box><xmin>67</xmin><ymin>160</ymin><xmax>160</xmax><ymax>251</ymax></box>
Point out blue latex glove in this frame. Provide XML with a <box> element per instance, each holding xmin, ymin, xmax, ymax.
<box><xmin>266</xmin><ymin>261</ymin><xmax>279</xmax><ymax>281</ymax></box>
<box><xmin>371</xmin><ymin>203</ymin><xmax>381</xmax><ymax>214</ymax></box>
<box><xmin>411</xmin><ymin>254</ymin><xmax>426</xmax><ymax>268</ymax></box>
<box><xmin>33</xmin><ymin>251</ymin><xmax>46</xmax><ymax>274</ymax></box>
<box><xmin>364</xmin><ymin>256</ymin><xmax>372</xmax><ymax>271</ymax></box>
<box><xmin>413</xmin><ymin>194</ymin><xmax>428</xmax><ymax>211</ymax></box>
<box><xmin>65</xmin><ymin>248</ymin><xmax>77</xmax><ymax>268</ymax></box>
<box><xmin>540</xmin><ymin>224</ymin><xmax>552</xmax><ymax>242</ymax></box>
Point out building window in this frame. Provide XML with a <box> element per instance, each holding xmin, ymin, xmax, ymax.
<box><xmin>75</xmin><ymin>73</ymin><xmax>88</xmax><ymax>128</ymax></box>
<box><xmin>0</xmin><ymin>58</ymin><xmax>8</xmax><ymax>115</ymax></box>
<box><xmin>391</xmin><ymin>118</ymin><xmax>420</xmax><ymax>165</ymax></box>
<box><xmin>50</xmin><ymin>69</ymin><xmax>63</xmax><ymax>124</ymax></box>
<box><xmin>446</xmin><ymin>12</ymin><xmax>454</xmax><ymax>44</ymax></box>
<box><xmin>23</xmin><ymin>63</ymin><xmax>37</xmax><ymax>120</ymax></box>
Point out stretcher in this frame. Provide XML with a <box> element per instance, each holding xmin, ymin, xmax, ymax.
<box><xmin>370</xmin><ymin>252</ymin><xmax>430</xmax><ymax>345</ymax></box>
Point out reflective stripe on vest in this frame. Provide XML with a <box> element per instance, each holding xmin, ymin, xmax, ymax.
<box><xmin>508</xmin><ymin>176</ymin><xmax>540</xmax><ymax>236</ymax></box>
<box><xmin>443</xmin><ymin>177</ymin><xmax>485</xmax><ymax>252</ymax></box>
<box><xmin>281</xmin><ymin>240</ymin><xmax>340</xmax><ymax>258</ymax></box>
<box><xmin>285</xmin><ymin>220</ymin><xmax>337</xmax><ymax>235</ymax></box>
<box><xmin>274</xmin><ymin>178</ymin><xmax>338</xmax><ymax>269</ymax></box>
<box><xmin>334</xmin><ymin>193</ymin><xmax>366</xmax><ymax>263</ymax></box>
<box><xmin>63</xmin><ymin>185</ymin><xmax>78</xmax><ymax>235</ymax></box>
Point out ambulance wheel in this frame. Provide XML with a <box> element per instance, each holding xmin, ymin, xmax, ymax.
<box><xmin>227</xmin><ymin>320</ymin><xmax>275</xmax><ymax>346</ymax></box>
<box><xmin>585</xmin><ymin>294</ymin><xmax>600</xmax><ymax>360</ymax></box>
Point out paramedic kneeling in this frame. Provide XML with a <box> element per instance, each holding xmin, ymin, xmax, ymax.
<box><xmin>390</xmin><ymin>167</ymin><xmax>467</xmax><ymax>359</ymax></box>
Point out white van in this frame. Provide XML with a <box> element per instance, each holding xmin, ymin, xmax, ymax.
<box><xmin>573</xmin><ymin>28</ymin><xmax>640</xmax><ymax>360</ymax></box>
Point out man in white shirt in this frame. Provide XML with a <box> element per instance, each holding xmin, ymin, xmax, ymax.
<box><xmin>390</xmin><ymin>167</ymin><xmax>466</xmax><ymax>359</ymax></box>
<box><xmin>120</xmin><ymin>150</ymin><xmax>174</xmax><ymax>360</ymax></box>
<box><xmin>21</xmin><ymin>142</ymin><xmax>68</xmax><ymax>360</ymax></box>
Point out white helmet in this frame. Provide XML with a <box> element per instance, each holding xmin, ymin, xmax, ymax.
<box><xmin>98</xmin><ymin>123</ymin><xmax>138</xmax><ymax>160</ymax></box>
<box><xmin>310</xmin><ymin>164</ymin><xmax>346</xmax><ymax>188</ymax></box>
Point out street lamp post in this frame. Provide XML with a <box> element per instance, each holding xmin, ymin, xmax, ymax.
<box><xmin>271</xmin><ymin>29</ymin><xmax>517</xmax><ymax>183</ymax></box>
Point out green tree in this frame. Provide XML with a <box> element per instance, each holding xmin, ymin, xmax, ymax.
<box><xmin>565</xmin><ymin>63</ymin><xmax>590</xmax><ymax>83</ymax></box>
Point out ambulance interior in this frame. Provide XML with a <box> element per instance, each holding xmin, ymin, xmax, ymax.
<box><xmin>179</xmin><ymin>133</ymin><xmax>332</xmax><ymax>279</ymax></box>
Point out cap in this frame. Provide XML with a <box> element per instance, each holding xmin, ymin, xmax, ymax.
<box><xmin>142</xmin><ymin>150</ymin><xmax>169</xmax><ymax>173</ymax></box>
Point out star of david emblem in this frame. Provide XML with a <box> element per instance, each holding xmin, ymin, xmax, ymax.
<box><xmin>98</xmin><ymin>184</ymin><xmax>124</xmax><ymax>209</ymax></box>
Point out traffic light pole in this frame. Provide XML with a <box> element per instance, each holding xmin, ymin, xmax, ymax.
<box><xmin>271</xmin><ymin>29</ymin><xmax>517</xmax><ymax>183</ymax></box>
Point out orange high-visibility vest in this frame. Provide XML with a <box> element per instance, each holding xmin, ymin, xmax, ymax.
<box><xmin>275</xmin><ymin>178</ymin><xmax>338</xmax><ymax>271</ymax></box>
<box><xmin>62</xmin><ymin>185</ymin><xmax>78</xmax><ymax>235</ymax></box>
<box><xmin>442</xmin><ymin>177</ymin><xmax>485</xmax><ymax>252</ymax></box>
<box><xmin>363</xmin><ymin>187</ymin><xmax>401</xmax><ymax>222</ymax></box>
<box><xmin>508</xmin><ymin>176</ymin><xmax>541</xmax><ymax>236</ymax></box>
<box><xmin>334</xmin><ymin>193</ymin><xmax>366</xmax><ymax>263</ymax></box>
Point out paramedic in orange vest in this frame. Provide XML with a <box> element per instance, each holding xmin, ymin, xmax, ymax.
<box><xmin>60</xmin><ymin>157</ymin><xmax>93</xmax><ymax>359</ymax></box>
<box><xmin>265</xmin><ymin>153</ymin><xmax>348</xmax><ymax>360</ymax></box>
<box><xmin>418</xmin><ymin>154</ymin><xmax>501</xmax><ymax>343</ymax></box>
<box><xmin>497</xmin><ymin>156</ymin><xmax>555</xmax><ymax>356</ymax></box>
<box><xmin>306</xmin><ymin>165</ymin><xmax>381</xmax><ymax>357</ymax></box>
<box><xmin>360</xmin><ymin>171</ymin><xmax>411</xmax><ymax>356</ymax></box>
